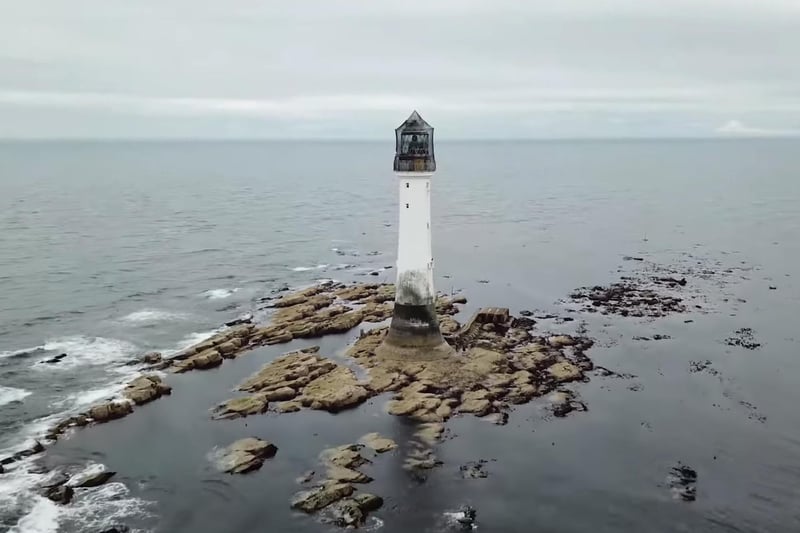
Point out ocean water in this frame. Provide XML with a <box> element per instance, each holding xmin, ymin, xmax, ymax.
<box><xmin>1</xmin><ymin>139</ymin><xmax>799</xmax><ymax>532</ymax></box>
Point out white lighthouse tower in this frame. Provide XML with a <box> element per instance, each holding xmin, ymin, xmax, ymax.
<box><xmin>377</xmin><ymin>111</ymin><xmax>454</xmax><ymax>360</ymax></box>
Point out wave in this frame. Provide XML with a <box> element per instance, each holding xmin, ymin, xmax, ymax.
<box><xmin>120</xmin><ymin>309</ymin><xmax>189</xmax><ymax>323</ymax></box>
<box><xmin>203</xmin><ymin>288</ymin><xmax>240</xmax><ymax>300</ymax></box>
<box><xmin>291</xmin><ymin>264</ymin><xmax>329</xmax><ymax>272</ymax></box>
<box><xmin>51</xmin><ymin>381</ymin><xmax>129</xmax><ymax>410</ymax></box>
<box><xmin>9</xmin><ymin>496</ymin><xmax>60</xmax><ymax>533</ymax></box>
<box><xmin>4</xmin><ymin>460</ymin><xmax>154</xmax><ymax>533</ymax></box>
<box><xmin>0</xmin><ymin>386</ymin><xmax>32</xmax><ymax>407</ymax></box>
<box><xmin>165</xmin><ymin>329</ymin><xmax>222</xmax><ymax>356</ymax></box>
<box><xmin>0</xmin><ymin>345</ymin><xmax>45</xmax><ymax>360</ymax></box>
<box><xmin>35</xmin><ymin>336</ymin><xmax>139</xmax><ymax>370</ymax></box>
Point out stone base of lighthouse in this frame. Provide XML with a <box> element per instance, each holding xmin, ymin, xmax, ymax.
<box><xmin>376</xmin><ymin>302</ymin><xmax>455</xmax><ymax>361</ymax></box>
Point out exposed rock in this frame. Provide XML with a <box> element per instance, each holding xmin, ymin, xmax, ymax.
<box><xmin>238</xmin><ymin>347</ymin><xmax>334</xmax><ymax>393</ymax></box>
<box><xmin>88</xmin><ymin>402</ymin><xmax>133</xmax><ymax>423</ymax></box>
<box><xmin>216</xmin><ymin>437</ymin><xmax>277</xmax><ymax>474</ymax></box>
<box><xmin>359</xmin><ymin>433</ymin><xmax>397</xmax><ymax>453</ymax></box>
<box><xmin>225</xmin><ymin>314</ymin><xmax>253</xmax><ymax>327</ymax></box>
<box><xmin>328</xmin><ymin>498</ymin><xmax>365</xmax><ymax>527</ymax></box>
<box><xmin>300</xmin><ymin>366</ymin><xmax>369</xmax><ymax>413</ymax></box>
<box><xmin>291</xmin><ymin>482</ymin><xmax>355</xmax><ymax>513</ymax></box>
<box><xmin>123</xmin><ymin>375</ymin><xmax>171</xmax><ymax>405</ymax></box>
<box><xmin>546</xmin><ymin>361</ymin><xmax>582</xmax><ymax>383</ymax></box>
<box><xmin>321</xmin><ymin>444</ymin><xmax>369</xmax><ymax>469</ymax></box>
<box><xmin>668</xmin><ymin>463</ymin><xmax>698</xmax><ymax>501</ymax></box>
<box><xmin>264</xmin><ymin>386</ymin><xmax>296</xmax><ymax>401</ymax></box>
<box><xmin>326</xmin><ymin>465</ymin><xmax>372</xmax><ymax>484</ymax></box>
<box><xmin>296</xmin><ymin>470</ymin><xmax>315</xmax><ymax>484</ymax></box>
<box><xmin>213</xmin><ymin>395</ymin><xmax>269</xmax><ymax>419</ymax></box>
<box><xmin>97</xmin><ymin>527</ymin><xmax>130</xmax><ymax>533</ymax></box>
<box><xmin>277</xmin><ymin>401</ymin><xmax>302</xmax><ymax>413</ymax></box>
<box><xmin>354</xmin><ymin>493</ymin><xmax>383</xmax><ymax>513</ymax></box>
<box><xmin>547</xmin><ymin>335</ymin><xmax>576</xmax><ymax>347</ymax></box>
<box><xmin>724</xmin><ymin>328</ymin><xmax>761</xmax><ymax>350</ymax></box>
<box><xmin>451</xmin><ymin>505</ymin><xmax>477</xmax><ymax>530</ymax></box>
<box><xmin>43</xmin><ymin>353</ymin><xmax>68</xmax><ymax>364</ymax></box>
<box><xmin>68</xmin><ymin>470</ymin><xmax>116</xmax><ymax>488</ymax></box>
<box><xmin>44</xmin><ymin>484</ymin><xmax>74</xmax><ymax>504</ymax></box>
<box><xmin>460</xmin><ymin>460</ymin><xmax>489</xmax><ymax>479</ymax></box>
<box><xmin>174</xmin><ymin>349</ymin><xmax>223</xmax><ymax>372</ymax></box>
<box><xmin>548</xmin><ymin>391</ymin><xmax>587</xmax><ymax>418</ymax></box>
<box><xmin>141</xmin><ymin>352</ymin><xmax>162</xmax><ymax>364</ymax></box>
<box><xmin>570</xmin><ymin>279</ymin><xmax>687</xmax><ymax>317</ymax></box>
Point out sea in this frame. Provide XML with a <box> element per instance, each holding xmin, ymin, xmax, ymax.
<box><xmin>0</xmin><ymin>139</ymin><xmax>799</xmax><ymax>532</ymax></box>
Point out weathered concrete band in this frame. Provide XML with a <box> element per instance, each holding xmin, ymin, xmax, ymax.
<box><xmin>384</xmin><ymin>302</ymin><xmax>443</xmax><ymax>347</ymax></box>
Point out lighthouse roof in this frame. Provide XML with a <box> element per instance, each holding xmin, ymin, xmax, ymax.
<box><xmin>395</xmin><ymin>110</ymin><xmax>433</xmax><ymax>134</ymax></box>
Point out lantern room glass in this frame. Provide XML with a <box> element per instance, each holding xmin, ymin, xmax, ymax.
<box><xmin>394</xmin><ymin>111</ymin><xmax>436</xmax><ymax>172</ymax></box>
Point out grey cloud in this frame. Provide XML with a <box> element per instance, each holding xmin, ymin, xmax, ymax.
<box><xmin>1</xmin><ymin>0</ymin><xmax>799</xmax><ymax>138</ymax></box>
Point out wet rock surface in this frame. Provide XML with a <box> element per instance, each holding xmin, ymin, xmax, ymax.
<box><xmin>569</xmin><ymin>281</ymin><xmax>687</xmax><ymax>317</ymax></box>
<box><xmin>459</xmin><ymin>460</ymin><xmax>489</xmax><ymax>479</ymax></box>
<box><xmin>359</xmin><ymin>432</ymin><xmax>397</xmax><ymax>453</ymax></box>
<box><xmin>290</xmin><ymin>439</ymin><xmax>393</xmax><ymax>525</ymax></box>
<box><xmin>724</xmin><ymin>328</ymin><xmax>761</xmax><ymax>350</ymax></box>
<box><xmin>214</xmin><ymin>437</ymin><xmax>278</xmax><ymax>474</ymax></box>
<box><xmin>67</xmin><ymin>468</ymin><xmax>116</xmax><ymax>488</ymax></box>
<box><xmin>668</xmin><ymin>463</ymin><xmax>698</xmax><ymax>501</ymax></box>
<box><xmin>123</xmin><ymin>374</ymin><xmax>172</xmax><ymax>405</ymax></box>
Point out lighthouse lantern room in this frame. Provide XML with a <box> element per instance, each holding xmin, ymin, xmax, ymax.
<box><xmin>378</xmin><ymin>111</ymin><xmax>453</xmax><ymax>360</ymax></box>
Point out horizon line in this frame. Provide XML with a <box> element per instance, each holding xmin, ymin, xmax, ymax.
<box><xmin>1</xmin><ymin>135</ymin><xmax>799</xmax><ymax>143</ymax></box>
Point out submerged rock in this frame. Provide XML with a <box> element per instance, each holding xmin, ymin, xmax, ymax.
<box><xmin>359</xmin><ymin>433</ymin><xmax>397</xmax><ymax>453</ymax></box>
<box><xmin>667</xmin><ymin>463</ymin><xmax>698</xmax><ymax>501</ymax></box>
<box><xmin>216</xmin><ymin>437</ymin><xmax>278</xmax><ymax>474</ymax></box>
<box><xmin>724</xmin><ymin>328</ymin><xmax>761</xmax><ymax>350</ymax></box>
<box><xmin>459</xmin><ymin>460</ymin><xmax>489</xmax><ymax>479</ymax></box>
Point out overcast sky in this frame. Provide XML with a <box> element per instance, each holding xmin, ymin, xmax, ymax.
<box><xmin>1</xmin><ymin>0</ymin><xmax>799</xmax><ymax>139</ymax></box>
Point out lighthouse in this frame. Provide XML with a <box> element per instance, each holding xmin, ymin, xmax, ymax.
<box><xmin>377</xmin><ymin>111</ymin><xmax>454</xmax><ymax>360</ymax></box>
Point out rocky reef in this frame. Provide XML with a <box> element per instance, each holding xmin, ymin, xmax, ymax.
<box><xmin>290</xmin><ymin>434</ymin><xmax>394</xmax><ymax>527</ymax></box>
<box><xmin>3</xmin><ymin>280</ymin><xmax>596</xmax><ymax>530</ymax></box>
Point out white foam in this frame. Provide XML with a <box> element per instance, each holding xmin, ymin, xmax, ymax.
<box><xmin>5</xmin><ymin>461</ymin><xmax>154</xmax><ymax>533</ymax></box>
<box><xmin>165</xmin><ymin>329</ymin><xmax>221</xmax><ymax>356</ymax></box>
<box><xmin>52</xmin><ymin>381</ymin><xmax>128</xmax><ymax>410</ymax></box>
<box><xmin>203</xmin><ymin>288</ymin><xmax>239</xmax><ymax>299</ymax></box>
<box><xmin>291</xmin><ymin>264</ymin><xmax>328</xmax><ymax>272</ymax></box>
<box><xmin>35</xmin><ymin>336</ymin><xmax>139</xmax><ymax>369</ymax></box>
<box><xmin>62</xmin><ymin>481</ymin><xmax>154</xmax><ymax>532</ymax></box>
<box><xmin>0</xmin><ymin>345</ymin><xmax>45</xmax><ymax>359</ymax></box>
<box><xmin>120</xmin><ymin>309</ymin><xmax>189</xmax><ymax>323</ymax></box>
<box><xmin>9</xmin><ymin>496</ymin><xmax>60</xmax><ymax>533</ymax></box>
<box><xmin>0</xmin><ymin>386</ymin><xmax>32</xmax><ymax>406</ymax></box>
<box><xmin>66</xmin><ymin>462</ymin><xmax>107</xmax><ymax>488</ymax></box>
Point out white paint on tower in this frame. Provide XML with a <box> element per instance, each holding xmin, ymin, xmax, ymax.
<box><xmin>395</xmin><ymin>171</ymin><xmax>435</xmax><ymax>306</ymax></box>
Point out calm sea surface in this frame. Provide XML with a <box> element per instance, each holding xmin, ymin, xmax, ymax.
<box><xmin>0</xmin><ymin>140</ymin><xmax>799</xmax><ymax>532</ymax></box>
